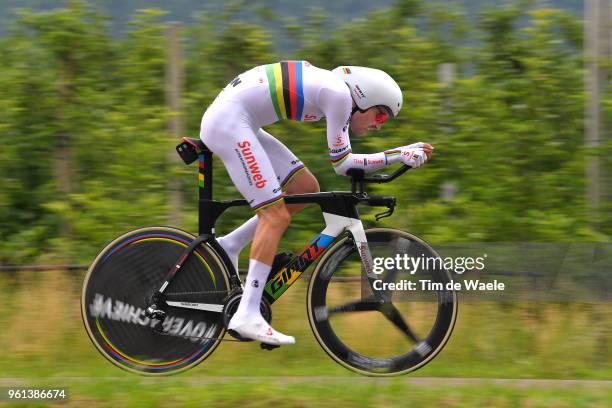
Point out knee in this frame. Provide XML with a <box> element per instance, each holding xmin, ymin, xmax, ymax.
<box><xmin>285</xmin><ymin>169</ymin><xmax>320</xmax><ymax>195</ymax></box>
<box><xmin>306</xmin><ymin>173</ymin><xmax>320</xmax><ymax>194</ymax></box>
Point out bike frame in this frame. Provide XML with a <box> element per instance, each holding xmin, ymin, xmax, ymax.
<box><xmin>153</xmin><ymin>143</ymin><xmax>399</xmax><ymax>313</ymax></box>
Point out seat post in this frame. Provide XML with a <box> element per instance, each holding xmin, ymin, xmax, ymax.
<box><xmin>198</xmin><ymin>147</ymin><xmax>213</xmax><ymax>201</ymax></box>
<box><xmin>198</xmin><ymin>146</ymin><xmax>214</xmax><ymax>235</ymax></box>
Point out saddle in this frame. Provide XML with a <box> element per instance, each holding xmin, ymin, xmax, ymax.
<box><xmin>176</xmin><ymin>137</ymin><xmax>209</xmax><ymax>164</ymax></box>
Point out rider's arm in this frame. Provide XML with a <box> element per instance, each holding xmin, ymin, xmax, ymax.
<box><xmin>318</xmin><ymin>87</ymin><xmax>417</xmax><ymax>176</ymax></box>
<box><xmin>332</xmin><ymin>150</ymin><xmax>408</xmax><ymax>176</ymax></box>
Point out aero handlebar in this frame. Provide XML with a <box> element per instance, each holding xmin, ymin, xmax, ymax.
<box><xmin>346</xmin><ymin>165</ymin><xmax>411</xmax><ymax>194</ymax></box>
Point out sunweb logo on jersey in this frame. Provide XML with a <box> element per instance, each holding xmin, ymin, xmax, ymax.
<box><xmin>236</xmin><ymin>140</ymin><xmax>267</xmax><ymax>188</ymax></box>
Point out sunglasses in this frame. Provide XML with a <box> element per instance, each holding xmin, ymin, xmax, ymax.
<box><xmin>374</xmin><ymin>108</ymin><xmax>390</xmax><ymax>125</ymax></box>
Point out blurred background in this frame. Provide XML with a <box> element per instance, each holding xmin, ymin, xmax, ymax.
<box><xmin>0</xmin><ymin>0</ymin><xmax>610</xmax><ymax>406</ymax></box>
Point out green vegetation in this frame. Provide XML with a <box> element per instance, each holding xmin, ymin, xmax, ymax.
<box><xmin>1</xmin><ymin>274</ymin><xmax>610</xmax><ymax>379</ymax></box>
<box><xmin>0</xmin><ymin>275</ymin><xmax>610</xmax><ymax>406</ymax></box>
<box><xmin>0</xmin><ymin>0</ymin><xmax>609</xmax><ymax>266</ymax></box>
<box><xmin>0</xmin><ymin>1</ymin><xmax>610</xmax><ymax>405</ymax></box>
<box><xmin>2</xmin><ymin>379</ymin><xmax>611</xmax><ymax>408</ymax></box>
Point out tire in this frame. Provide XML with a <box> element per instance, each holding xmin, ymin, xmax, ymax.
<box><xmin>307</xmin><ymin>228</ymin><xmax>458</xmax><ymax>376</ymax></box>
<box><xmin>81</xmin><ymin>227</ymin><xmax>231</xmax><ymax>375</ymax></box>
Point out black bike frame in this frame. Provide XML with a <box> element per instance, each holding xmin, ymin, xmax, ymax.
<box><xmin>153</xmin><ymin>143</ymin><xmax>402</xmax><ymax>309</ymax></box>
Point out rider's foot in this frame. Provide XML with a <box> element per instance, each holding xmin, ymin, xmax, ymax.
<box><xmin>228</xmin><ymin>314</ymin><xmax>295</xmax><ymax>346</ymax></box>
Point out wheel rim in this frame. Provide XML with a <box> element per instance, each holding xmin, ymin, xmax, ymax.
<box><xmin>307</xmin><ymin>228</ymin><xmax>458</xmax><ymax>376</ymax></box>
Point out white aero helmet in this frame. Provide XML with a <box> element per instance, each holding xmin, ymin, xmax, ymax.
<box><xmin>332</xmin><ymin>66</ymin><xmax>403</xmax><ymax>118</ymax></box>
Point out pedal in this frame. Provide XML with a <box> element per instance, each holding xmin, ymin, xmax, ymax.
<box><xmin>260</xmin><ymin>343</ymin><xmax>280</xmax><ymax>351</ymax></box>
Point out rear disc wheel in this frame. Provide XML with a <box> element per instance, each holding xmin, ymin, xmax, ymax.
<box><xmin>81</xmin><ymin>227</ymin><xmax>231</xmax><ymax>375</ymax></box>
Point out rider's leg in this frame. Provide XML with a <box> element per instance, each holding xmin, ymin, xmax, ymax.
<box><xmin>217</xmin><ymin>128</ymin><xmax>314</xmax><ymax>269</ymax></box>
<box><xmin>228</xmin><ymin>201</ymin><xmax>295</xmax><ymax>345</ymax></box>
<box><xmin>201</xmin><ymin>108</ymin><xmax>299</xmax><ymax>344</ymax></box>
<box><xmin>217</xmin><ymin>167</ymin><xmax>319</xmax><ymax>271</ymax></box>
<box><xmin>216</xmin><ymin>217</ymin><xmax>258</xmax><ymax>273</ymax></box>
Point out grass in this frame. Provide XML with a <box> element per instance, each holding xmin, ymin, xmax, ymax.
<box><xmin>1</xmin><ymin>378</ymin><xmax>610</xmax><ymax>407</ymax></box>
<box><xmin>0</xmin><ymin>271</ymin><xmax>610</xmax><ymax>406</ymax></box>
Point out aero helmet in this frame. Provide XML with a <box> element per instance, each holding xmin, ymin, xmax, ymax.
<box><xmin>332</xmin><ymin>66</ymin><xmax>403</xmax><ymax>118</ymax></box>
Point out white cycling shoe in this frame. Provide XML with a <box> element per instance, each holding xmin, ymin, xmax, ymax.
<box><xmin>228</xmin><ymin>315</ymin><xmax>295</xmax><ymax>346</ymax></box>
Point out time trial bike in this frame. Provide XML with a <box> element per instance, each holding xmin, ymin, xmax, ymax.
<box><xmin>81</xmin><ymin>137</ymin><xmax>458</xmax><ymax>376</ymax></box>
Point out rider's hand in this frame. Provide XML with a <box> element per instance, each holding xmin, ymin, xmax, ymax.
<box><xmin>399</xmin><ymin>144</ymin><xmax>432</xmax><ymax>168</ymax></box>
<box><xmin>400</xmin><ymin>148</ymin><xmax>427</xmax><ymax>168</ymax></box>
<box><xmin>404</xmin><ymin>142</ymin><xmax>434</xmax><ymax>159</ymax></box>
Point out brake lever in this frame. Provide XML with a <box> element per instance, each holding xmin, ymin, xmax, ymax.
<box><xmin>374</xmin><ymin>200</ymin><xmax>396</xmax><ymax>221</ymax></box>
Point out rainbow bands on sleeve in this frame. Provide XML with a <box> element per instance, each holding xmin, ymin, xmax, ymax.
<box><xmin>265</xmin><ymin>61</ymin><xmax>305</xmax><ymax>121</ymax></box>
<box><xmin>384</xmin><ymin>149</ymin><xmax>401</xmax><ymax>165</ymax></box>
<box><xmin>330</xmin><ymin>149</ymin><xmax>352</xmax><ymax>167</ymax></box>
<box><xmin>384</xmin><ymin>149</ymin><xmax>401</xmax><ymax>157</ymax></box>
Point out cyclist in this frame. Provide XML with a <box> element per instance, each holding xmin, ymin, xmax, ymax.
<box><xmin>200</xmin><ymin>61</ymin><xmax>433</xmax><ymax>345</ymax></box>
